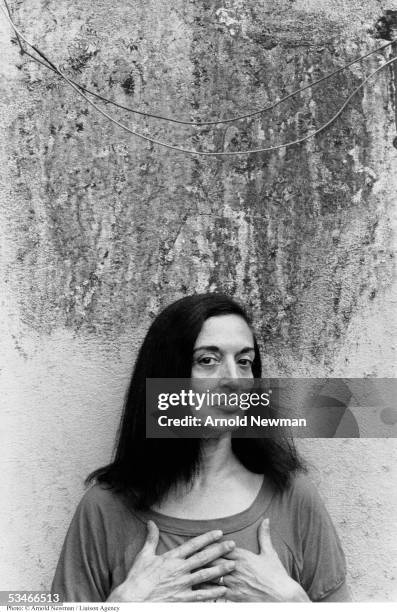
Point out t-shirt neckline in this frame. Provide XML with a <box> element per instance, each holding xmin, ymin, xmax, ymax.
<box><xmin>134</xmin><ymin>476</ymin><xmax>274</xmax><ymax>535</ymax></box>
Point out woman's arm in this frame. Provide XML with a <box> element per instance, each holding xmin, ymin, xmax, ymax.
<box><xmin>295</xmin><ymin>476</ymin><xmax>348</xmax><ymax>601</ymax></box>
<box><xmin>51</xmin><ymin>489</ymin><xmax>113</xmax><ymax>601</ymax></box>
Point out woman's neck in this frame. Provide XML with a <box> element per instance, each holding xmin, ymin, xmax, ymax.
<box><xmin>150</xmin><ymin>434</ymin><xmax>265</xmax><ymax>518</ymax></box>
<box><xmin>195</xmin><ymin>433</ymin><xmax>239</xmax><ymax>486</ymax></box>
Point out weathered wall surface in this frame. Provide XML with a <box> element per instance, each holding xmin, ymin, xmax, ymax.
<box><xmin>1</xmin><ymin>0</ymin><xmax>396</xmax><ymax>601</ymax></box>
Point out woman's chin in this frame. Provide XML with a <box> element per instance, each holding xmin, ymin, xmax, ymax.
<box><xmin>200</xmin><ymin>412</ymin><xmax>244</xmax><ymax>437</ymax></box>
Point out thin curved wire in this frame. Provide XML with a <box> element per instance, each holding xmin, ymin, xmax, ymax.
<box><xmin>3</xmin><ymin>0</ymin><xmax>397</xmax><ymax>127</ymax></box>
<box><xmin>2</xmin><ymin>4</ymin><xmax>397</xmax><ymax>156</ymax></box>
<box><xmin>13</xmin><ymin>40</ymin><xmax>397</xmax><ymax>127</ymax></box>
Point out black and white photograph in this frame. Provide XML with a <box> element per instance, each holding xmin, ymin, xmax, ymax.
<box><xmin>1</xmin><ymin>0</ymin><xmax>396</xmax><ymax>608</ymax></box>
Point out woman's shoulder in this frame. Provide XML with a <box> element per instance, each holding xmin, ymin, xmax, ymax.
<box><xmin>274</xmin><ymin>472</ymin><xmax>342</xmax><ymax>546</ymax></box>
<box><xmin>75</xmin><ymin>483</ymin><xmax>145</xmax><ymax>531</ymax></box>
<box><xmin>275</xmin><ymin>472</ymin><xmax>327</xmax><ymax>513</ymax></box>
<box><xmin>79</xmin><ymin>482</ymin><xmax>124</xmax><ymax>509</ymax></box>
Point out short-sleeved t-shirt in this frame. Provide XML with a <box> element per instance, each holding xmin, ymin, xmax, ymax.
<box><xmin>51</xmin><ymin>474</ymin><xmax>347</xmax><ymax>602</ymax></box>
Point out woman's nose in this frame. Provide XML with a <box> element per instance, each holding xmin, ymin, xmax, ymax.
<box><xmin>219</xmin><ymin>358</ymin><xmax>239</xmax><ymax>385</ymax></box>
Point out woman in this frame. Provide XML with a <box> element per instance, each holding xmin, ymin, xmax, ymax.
<box><xmin>52</xmin><ymin>293</ymin><xmax>351</xmax><ymax>602</ymax></box>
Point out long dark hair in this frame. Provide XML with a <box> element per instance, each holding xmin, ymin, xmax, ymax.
<box><xmin>86</xmin><ymin>293</ymin><xmax>305</xmax><ymax>510</ymax></box>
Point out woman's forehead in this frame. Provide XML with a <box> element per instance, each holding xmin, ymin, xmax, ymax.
<box><xmin>194</xmin><ymin>314</ymin><xmax>254</xmax><ymax>348</ymax></box>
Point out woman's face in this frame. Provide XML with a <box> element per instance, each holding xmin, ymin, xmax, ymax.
<box><xmin>192</xmin><ymin>314</ymin><xmax>255</xmax><ymax>381</ymax></box>
<box><xmin>190</xmin><ymin>314</ymin><xmax>255</xmax><ymax>429</ymax></box>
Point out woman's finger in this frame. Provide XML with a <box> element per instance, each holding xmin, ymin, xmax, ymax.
<box><xmin>183</xmin><ymin>586</ymin><xmax>228</xmax><ymax>601</ymax></box>
<box><xmin>188</xmin><ymin>561</ymin><xmax>235</xmax><ymax>586</ymax></box>
<box><xmin>213</xmin><ymin>549</ymin><xmax>239</xmax><ymax>561</ymax></box>
<box><xmin>139</xmin><ymin>520</ymin><xmax>160</xmax><ymax>555</ymax></box>
<box><xmin>169</xmin><ymin>529</ymin><xmax>223</xmax><ymax>559</ymax></box>
<box><xmin>185</xmin><ymin>540</ymin><xmax>235</xmax><ymax>571</ymax></box>
<box><xmin>258</xmin><ymin>518</ymin><xmax>274</xmax><ymax>555</ymax></box>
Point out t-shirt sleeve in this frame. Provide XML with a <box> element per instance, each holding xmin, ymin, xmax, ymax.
<box><xmin>51</xmin><ymin>488</ymin><xmax>111</xmax><ymax>602</ymax></box>
<box><xmin>294</xmin><ymin>476</ymin><xmax>347</xmax><ymax>601</ymax></box>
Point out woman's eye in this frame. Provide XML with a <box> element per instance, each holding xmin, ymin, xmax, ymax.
<box><xmin>238</xmin><ymin>359</ymin><xmax>253</xmax><ymax>368</ymax></box>
<box><xmin>197</xmin><ymin>356</ymin><xmax>218</xmax><ymax>366</ymax></box>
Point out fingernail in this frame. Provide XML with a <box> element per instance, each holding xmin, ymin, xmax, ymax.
<box><xmin>226</xmin><ymin>561</ymin><xmax>235</xmax><ymax>570</ymax></box>
<box><xmin>213</xmin><ymin>530</ymin><xmax>223</xmax><ymax>538</ymax></box>
<box><xmin>226</xmin><ymin>540</ymin><xmax>235</xmax><ymax>549</ymax></box>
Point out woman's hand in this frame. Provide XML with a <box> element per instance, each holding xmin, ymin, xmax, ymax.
<box><xmin>107</xmin><ymin>520</ymin><xmax>236</xmax><ymax>602</ymax></box>
<box><xmin>215</xmin><ymin>518</ymin><xmax>310</xmax><ymax>602</ymax></box>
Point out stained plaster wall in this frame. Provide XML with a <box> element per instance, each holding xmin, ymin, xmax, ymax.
<box><xmin>0</xmin><ymin>0</ymin><xmax>396</xmax><ymax>601</ymax></box>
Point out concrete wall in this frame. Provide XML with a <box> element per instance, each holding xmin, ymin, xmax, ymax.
<box><xmin>1</xmin><ymin>0</ymin><xmax>396</xmax><ymax>601</ymax></box>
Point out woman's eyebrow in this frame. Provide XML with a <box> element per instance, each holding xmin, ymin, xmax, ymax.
<box><xmin>193</xmin><ymin>345</ymin><xmax>255</xmax><ymax>353</ymax></box>
<box><xmin>193</xmin><ymin>345</ymin><xmax>221</xmax><ymax>352</ymax></box>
